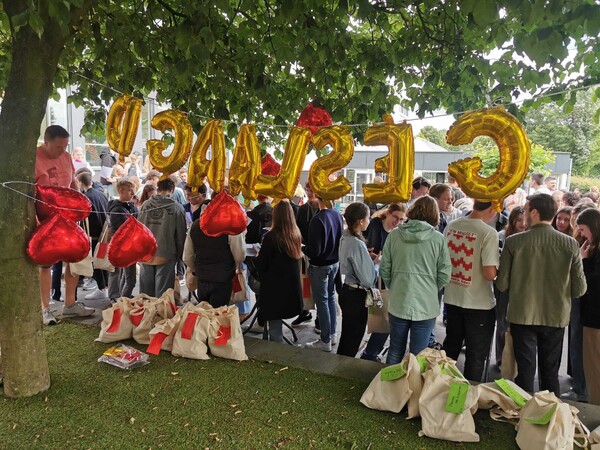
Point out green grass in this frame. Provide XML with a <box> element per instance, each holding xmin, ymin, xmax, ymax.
<box><xmin>0</xmin><ymin>323</ymin><xmax>518</xmax><ymax>449</ymax></box>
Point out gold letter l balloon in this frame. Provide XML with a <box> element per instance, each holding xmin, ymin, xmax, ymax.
<box><xmin>446</xmin><ymin>106</ymin><xmax>531</xmax><ymax>211</ymax></box>
<box><xmin>309</xmin><ymin>126</ymin><xmax>354</xmax><ymax>201</ymax></box>
<box><xmin>106</xmin><ymin>95</ymin><xmax>143</xmax><ymax>162</ymax></box>
<box><xmin>362</xmin><ymin>116</ymin><xmax>415</xmax><ymax>204</ymax></box>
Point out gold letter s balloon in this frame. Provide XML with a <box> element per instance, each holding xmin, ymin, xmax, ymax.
<box><xmin>309</xmin><ymin>126</ymin><xmax>354</xmax><ymax>201</ymax></box>
<box><xmin>446</xmin><ymin>107</ymin><xmax>531</xmax><ymax>211</ymax></box>
<box><xmin>187</xmin><ymin>120</ymin><xmax>226</xmax><ymax>193</ymax></box>
<box><xmin>362</xmin><ymin>116</ymin><xmax>414</xmax><ymax>203</ymax></box>
<box><xmin>147</xmin><ymin>110</ymin><xmax>194</xmax><ymax>179</ymax></box>
<box><xmin>106</xmin><ymin>95</ymin><xmax>143</xmax><ymax>162</ymax></box>
<box><xmin>255</xmin><ymin>127</ymin><xmax>312</xmax><ymax>199</ymax></box>
<box><xmin>228</xmin><ymin>124</ymin><xmax>261</xmax><ymax>200</ymax></box>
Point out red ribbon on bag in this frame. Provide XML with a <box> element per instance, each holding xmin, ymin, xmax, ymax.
<box><xmin>147</xmin><ymin>332</ymin><xmax>169</xmax><ymax>355</ymax></box>
<box><xmin>214</xmin><ymin>325</ymin><xmax>231</xmax><ymax>346</ymax></box>
<box><xmin>96</xmin><ymin>242</ymin><xmax>109</xmax><ymax>259</ymax></box>
<box><xmin>303</xmin><ymin>277</ymin><xmax>312</xmax><ymax>297</ymax></box>
<box><xmin>129</xmin><ymin>308</ymin><xmax>144</xmax><ymax>327</ymax></box>
<box><xmin>106</xmin><ymin>307</ymin><xmax>122</xmax><ymax>333</ymax></box>
<box><xmin>232</xmin><ymin>274</ymin><xmax>242</xmax><ymax>293</ymax></box>
<box><xmin>181</xmin><ymin>313</ymin><xmax>199</xmax><ymax>340</ymax></box>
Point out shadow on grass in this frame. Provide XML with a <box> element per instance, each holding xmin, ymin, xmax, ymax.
<box><xmin>0</xmin><ymin>323</ymin><xmax>518</xmax><ymax>449</ymax></box>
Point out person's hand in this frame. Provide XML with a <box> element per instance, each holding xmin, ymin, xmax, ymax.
<box><xmin>368</xmin><ymin>247</ymin><xmax>377</xmax><ymax>261</ymax></box>
<box><xmin>581</xmin><ymin>240</ymin><xmax>591</xmax><ymax>259</ymax></box>
<box><xmin>373</xmin><ymin>251</ymin><xmax>382</xmax><ymax>265</ymax></box>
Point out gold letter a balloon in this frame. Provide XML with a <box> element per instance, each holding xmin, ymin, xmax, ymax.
<box><xmin>446</xmin><ymin>106</ymin><xmax>531</xmax><ymax>211</ymax></box>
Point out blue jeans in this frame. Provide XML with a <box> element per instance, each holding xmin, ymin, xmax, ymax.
<box><xmin>309</xmin><ymin>263</ymin><xmax>339</xmax><ymax>344</ymax></box>
<box><xmin>386</xmin><ymin>313</ymin><xmax>436</xmax><ymax>365</ymax></box>
<box><xmin>570</xmin><ymin>298</ymin><xmax>587</xmax><ymax>397</ymax></box>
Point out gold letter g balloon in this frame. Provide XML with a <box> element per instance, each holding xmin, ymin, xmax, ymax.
<box><xmin>446</xmin><ymin>107</ymin><xmax>531</xmax><ymax>211</ymax></box>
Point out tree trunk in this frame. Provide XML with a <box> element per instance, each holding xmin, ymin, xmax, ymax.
<box><xmin>0</xmin><ymin>4</ymin><xmax>73</xmax><ymax>398</ymax></box>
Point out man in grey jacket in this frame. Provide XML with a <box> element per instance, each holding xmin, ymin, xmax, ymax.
<box><xmin>138</xmin><ymin>176</ymin><xmax>187</xmax><ymax>297</ymax></box>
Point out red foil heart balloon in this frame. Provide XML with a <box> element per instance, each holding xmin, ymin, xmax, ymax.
<box><xmin>297</xmin><ymin>101</ymin><xmax>333</xmax><ymax>135</ymax></box>
<box><xmin>200</xmin><ymin>191</ymin><xmax>247</xmax><ymax>237</ymax></box>
<box><xmin>261</xmin><ymin>154</ymin><xmax>281</xmax><ymax>177</ymax></box>
<box><xmin>35</xmin><ymin>185</ymin><xmax>91</xmax><ymax>222</ymax></box>
<box><xmin>108</xmin><ymin>216</ymin><xmax>157</xmax><ymax>268</ymax></box>
<box><xmin>27</xmin><ymin>214</ymin><xmax>90</xmax><ymax>266</ymax></box>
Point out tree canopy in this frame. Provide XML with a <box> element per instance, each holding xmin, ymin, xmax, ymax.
<box><xmin>3</xmin><ymin>1</ymin><xmax>600</xmax><ymax>144</ymax></box>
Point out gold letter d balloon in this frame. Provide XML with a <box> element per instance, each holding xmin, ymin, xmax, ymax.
<box><xmin>447</xmin><ymin>107</ymin><xmax>531</xmax><ymax>211</ymax></box>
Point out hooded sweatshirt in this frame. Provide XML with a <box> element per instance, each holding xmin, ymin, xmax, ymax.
<box><xmin>379</xmin><ymin>220</ymin><xmax>451</xmax><ymax>321</ymax></box>
<box><xmin>138</xmin><ymin>194</ymin><xmax>186</xmax><ymax>264</ymax></box>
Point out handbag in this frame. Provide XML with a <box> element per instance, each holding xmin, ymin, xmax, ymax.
<box><xmin>70</xmin><ymin>219</ymin><xmax>94</xmax><ymax>277</ymax></box>
<box><xmin>301</xmin><ymin>255</ymin><xmax>315</xmax><ymax>310</ymax></box>
<box><xmin>93</xmin><ymin>219</ymin><xmax>115</xmax><ymax>272</ymax></box>
<box><xmin>516</xmin><ymin>391</ymin><xmax>590</xmax><ymax>450</ymax></box>
<box><xmin>418</xmin><ymin>363</ymin><xmax>480</xmax><ymax>443</ymax></box>
<box><xmin>501</xmin><ymin>330</ymin><xmax>517</xmax><ymax>380</ymax></box>
<box><xmin>230</xmin><ymin>267</ymin><xmax>249</xmax><ymax>304</ymax></box>
<box><xmin>367</xmin><ymin>277</ymin><xmax>389</xmax><ymax>333</ymax></box>
<box><xmin>171</xmin><ymin>305</ymin><xmax>211</xmax><ymax>360</ymax></box>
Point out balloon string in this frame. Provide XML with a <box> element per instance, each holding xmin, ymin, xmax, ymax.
<box><xmin>63</xmin><ymin>67</ymin><xmax>600</xmax><ymax>130</ymax></box>
<box><xmin>0</xmin><ymin>181</ymin><xmax>176</xmax><ymax>216</ymax></box>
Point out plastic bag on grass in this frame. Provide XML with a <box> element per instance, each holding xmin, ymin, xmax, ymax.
<box><xmin>98</xmin><ymin>344</ymin><xmax>149</xmax><ymax>370</ymax></box>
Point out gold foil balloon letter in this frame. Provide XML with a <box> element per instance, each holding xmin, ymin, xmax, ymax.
<box><xmin>228</xmin><ymin>124</ymin><xmax>261</xmax><ymax>200</ymax></box>
<box><xmin>106</xmin><ymin>95</ymin><xmax>143</xmax><ymax>162</ymax></box>
<box><xmin>187</xmin><ymin>120</ymin><xmax>226</xmax><ymax>193</ymax></box>
<box><xmin>309</xmin><ymin>126</ymin><xmax>354</xmax><ymax>201</ymax></box>
<box><xmin>446</xmin><ymin>106</ymin><xmax>531</xmax><ymax>211</ymax></box>
<box><xmin>147</xmin><ymin>110</ymin><xmax>194</xmax><ymax>179</ymax></box>
<box><xmin>362</xmin><ymin>116</ymin><xmax>414</xmax><ymax>203</ymax></box>
<box><xmin>255</xmin><ymin>127</ymin><xmax>312</xmax><ymax>199</ymax></box>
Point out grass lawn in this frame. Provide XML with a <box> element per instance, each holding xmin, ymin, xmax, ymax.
<box><xmin>0</xmin><ymin>323</ymin><xmax>518</xmax><ymax>449</ymax></box>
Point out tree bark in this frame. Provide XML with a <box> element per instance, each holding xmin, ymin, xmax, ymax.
<box><xmin>0</xmin><ymin>2</ymin><xmax>79</xmax><ymax>398</ymax></box>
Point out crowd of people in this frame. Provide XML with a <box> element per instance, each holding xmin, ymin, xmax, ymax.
<box><xmin>35</xmin><ymin>126</ymin><xmax>600</xmax><ymax>405</ymax></box>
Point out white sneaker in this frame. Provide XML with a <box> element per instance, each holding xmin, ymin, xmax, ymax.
<box><xmin>62</xmin><ymin>302</ymin><xmax>95</xmax><ymax>317</ymax></box>
<box><xmin>84</xmin><ymin>289</ymin><xmax>109</xmax><ymax>300</ymax></box>
<box><xmin>304</xmin><ymin>339</ymin><xmax>332</xmax><ymax>352</ymax></box>
<box><xmin>42</xmin><ymin>308</ymin><xmax>57</xmax><ymax>326</ymax></box>
<box><xmin>331</xmin><ymin>334</ymin><xmax>338</xmax><ymax>346</ymax></box>
<box><xmin>82</xmin><ymin>278</ymin><xmax>98</xmax><ymax>291</ymax></box>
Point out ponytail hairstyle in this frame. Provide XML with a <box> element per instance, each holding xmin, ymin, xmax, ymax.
<box><xmin>343</xmin><ymin>202</ymin><xmax>369</xmax><ymax>241</ymax></box>
<box><xmin>270</xmin><ymin>200</ymin><xmax>303</xmax><ymax>259</ymax></box>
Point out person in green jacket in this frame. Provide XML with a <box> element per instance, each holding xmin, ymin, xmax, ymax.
<box><xmin>380</xmin><ymin>195</ymin><xmax>452</xmax><ymax>365</ymax></box>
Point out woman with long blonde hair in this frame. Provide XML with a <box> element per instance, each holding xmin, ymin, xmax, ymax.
<box><xmin>256</xmin><ymin>200</ymin><xmax>303</xmax><ymax>343</ymax></box>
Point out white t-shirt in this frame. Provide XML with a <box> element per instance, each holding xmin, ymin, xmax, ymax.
<box><xmin>443</xmin><ymin>217</ymin><xmax>499</xmax><ymax>310</ymax></box>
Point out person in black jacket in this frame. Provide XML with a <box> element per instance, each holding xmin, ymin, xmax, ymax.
<box><xmin>77</xmin><ymin>172</ymin><xmax>109</xmax><ymax>300</ymax></box>
<box><xmin>246</xmin><ymin>195</ymin><xmax>273</xmax><ymax>244</ymax></box>
<box><xmin>256</xmin><ymin>201</ymin><xmax>303</xmax><ymax>343</ymax></box>
<box><xmin>106</xmin><ymin>179</ymin><xmax>139</xmax><ymax>300</ymax></box>
<box><xmin>576</xmin><ymin>208</ymin><xmax>600</xmax><ymax>405</ymax></box>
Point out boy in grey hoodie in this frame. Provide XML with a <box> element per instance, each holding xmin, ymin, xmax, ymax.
<box><xmin>138</xmin><ymin>176</ymin><xmax>187</xmax><ymax>297</ymax></box>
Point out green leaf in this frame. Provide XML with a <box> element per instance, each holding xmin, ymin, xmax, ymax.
<box><xmin>471</xmin><ymin>2</ymin><xmax>498</xmax><ymax>27</ymax></box>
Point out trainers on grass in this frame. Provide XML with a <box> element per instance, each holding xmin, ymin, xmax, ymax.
<box><xmin>43</xmin><ymin>308</ymin><xmax>57</xmax><ymax>326</ymax></box>
<box><xmin>62</xmin><ymin>302</ymin><xmax>95</xmax><ymax>317</ymax></box>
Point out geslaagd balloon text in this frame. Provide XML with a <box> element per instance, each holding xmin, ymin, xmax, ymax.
<box><xmin>106</xmin><ymin>95</ymin><xmax>531</xmax><ymax>210</ymax></box>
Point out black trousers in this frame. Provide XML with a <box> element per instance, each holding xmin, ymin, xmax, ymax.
<box><xmin>511</xmin><ymin>323</ymin><xmax>565</xmax><ymax>395</ymax></box>
<box><xmin>443</xmin><ymin>303</ymin><xmax>496</xmax><ymax>382</ymax></box>
<box><xmin>337</xmin><ymin>285</ymin><xmax>368</xmax><ymax>357</ymax></box>
<box><xmin>197</xmin><ymin>279</ymin><xmax>233</xmax><ymax>308</ymax></box>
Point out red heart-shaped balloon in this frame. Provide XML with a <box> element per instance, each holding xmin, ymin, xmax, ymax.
<box><xmin>108</xmin><ymin>216</ymin><xmax>157</xmax><ymax>268</ymax></box>
<box><xmin>200</xmin><ymin>191</ymin><xmax>247</xmax><ymax>237</ymax></box>
<box><xmin>297</xmin><ymin>101</ymin><xmax>333</xmax><ymax>135</ymax></box>
<box><xmin>27</xmin><ymin>214</ymin><xmax>90</xmax><ymax>266</ymax></box>
<box><xmin>261</xmin><ymin>154</ymin><xmax>281</xmax><ymax>177</ymax></box>
<box><xmin>35</xmin><ymin>185</ymin><xmax>91</xmax><ymax>222</ymax></box>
